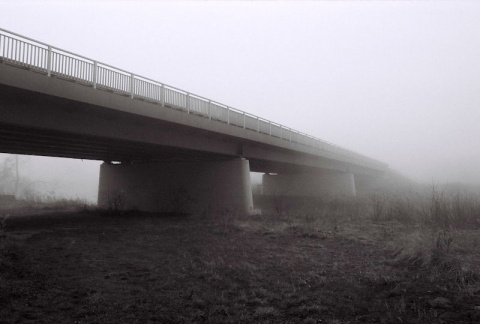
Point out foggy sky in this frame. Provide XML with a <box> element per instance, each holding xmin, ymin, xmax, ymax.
<box><xmin>1</xmin><ymin>0</ymin><xmax>480</xmax><ymax>200</ymax></box>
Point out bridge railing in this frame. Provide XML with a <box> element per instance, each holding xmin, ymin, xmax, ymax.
<box><xmin>0</xmin><ymin>28</ymin><xmax>385</xmax><ymax>169</ymax></box>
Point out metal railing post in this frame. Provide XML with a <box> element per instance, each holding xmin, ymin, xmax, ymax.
<box><xmin>227</xmin><ymin>107</ymin><xmax>230</xmax><ymax>125</ymax></box>
<box><xmin>269</xmin><ymin>121</ymin><xmax>271</xmax><ymax>136</ymax></box>
<box><xmin>243</xmin><ymin>112</ymin><xmax>246</xmax><ymax>129</ymax></box>
<box><xmin>289</xmin><ymin>128</ymin><xmax>292</xmax><ymax>142</ymax></box>
<box><xmin>160</xmin><ymin>84</ymin><xmax>165</xmax><ymax>107</ymax></box>
<box><xmin>186</xmin><ymin>93</ymin><xmax>190</xmax><ymax>114</ymax></box>
<box><xmin>1</xmin><ymin>36</ymin><xmax>5</xmax><ymax>62</ymax></box>
<box><xmin>257</xmin><ymin>117</ymin><xmax>259</xmax><ymax>132</ymax></box>
<box><xmin>208</xmin><ymin>100</ymin><xmax>212</xmax><ymax>119</ymax></box>
<box><xmin>92</xmin><ymin>61</ymin><xmax>97</xmax><ymax>89</ymax></box>
<box><xmin>130</xmin><ymin>73</ymin><xmax>134</xmax><ymax>98</ymax></box>
<box><xmin>47</xmin><ymin>46</ymin><xmax>52</xmax><ymax>76</ymax></box>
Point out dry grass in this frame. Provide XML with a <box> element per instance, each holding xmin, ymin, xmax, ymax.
<box><xmin>366</xmin><ymin>188</ymin><xmax>480</xmax><ymax>285</ymax></box>
<box><xmin>249</xmin><ymin>188</ymin><xmax>480</xmax><ymax>291</ymax></box>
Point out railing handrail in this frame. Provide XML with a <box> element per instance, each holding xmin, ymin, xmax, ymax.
<box><xmin>0</xmin><ymin>27</ymin><xmax>386</xmax><ymax>169</ymax></box>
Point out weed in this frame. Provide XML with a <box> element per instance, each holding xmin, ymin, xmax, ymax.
<box><xmin>0</xmin><ymin>215</ymin><xmax>8</xmax><ymax>236</ymax></box>
<box><xmin>0</xmin><ymin>215</ymin><xmax>9</xmax><ymax>258</ymax></box>
<box><xmin>105</xmin><ymin>189</ymin><xmax>127</xmax><ymax>214</ymax></box>
<box><xmin>0</xmin><ymin>216</ymin><xmax>7</xmax><ymax>270</ymax></box>
<box><xmin>388</xmin><ymin>226</ymin><xmax>479</xmax><ymax>287</ymax></box>
<box><xmin>218</xmin><ymin>208</ymin><xmax>240</xmax><ymax>235</ymax></box>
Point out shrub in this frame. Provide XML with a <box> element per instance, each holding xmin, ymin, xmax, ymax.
<box><xmin>426</xmin><ymin>188</ymin><xmax>480</xmax><ymax>229</ymax></box>
<box><xmin>0</xmin><ymin>215</ymin><xmax>10</xmax><ymax>269</ymax></box>
<box><xmin>105</xmin><ymin>189</ymin><xmax>127</xmax><ymax>214</ymax></box>
<box><xmin>368</xmin><ymin>187</ymin><xmax>480</xmax><ymax>229</ymax></box>
<box><xmin>0</xmin><ymin>215</ymin><xmax>7</xmax><ymax>234</ymax></box>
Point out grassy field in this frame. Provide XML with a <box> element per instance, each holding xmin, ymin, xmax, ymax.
<box><xmin>1</xmin><ymin>189</ymin><xmax>479</xmax><ymax>323</ymax></box>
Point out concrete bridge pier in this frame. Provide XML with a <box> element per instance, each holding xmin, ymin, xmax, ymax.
<box><xmin>261</xmin><ymin>170</ymin><xmax>357</xmax><ymax>198</ymax></box>
<box><xmin>98</xmin><ymin>158</ymin><xmax>253</xmax><ymax>214</ymax></box>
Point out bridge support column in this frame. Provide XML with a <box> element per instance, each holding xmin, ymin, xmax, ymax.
<box><xmin>98</xmin><ymin>158</ymin><xmax>253</xmax><ymax>214</ymax></box>
<box><xmin>261</xmin><ymin>171</ymin><xmax>356</xmax><ymax>197</ymax></box>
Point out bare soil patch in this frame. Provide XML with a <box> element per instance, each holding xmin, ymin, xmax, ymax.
<box><xmin>1</xmin><ymin>210</ymin><xmax>479</xmax><ymax>323</ymax></box>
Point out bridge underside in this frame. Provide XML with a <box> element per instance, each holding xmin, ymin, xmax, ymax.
<box><xmin>0</xmin><ymin>122</ymin><xmax>234</xmax><ymax>164</ymax></box>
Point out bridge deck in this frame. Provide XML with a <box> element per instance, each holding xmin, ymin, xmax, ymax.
<box><xmin>0</xmin><ymin>28</ymin><xmax>387</xmax><ymax>176</ymax></box>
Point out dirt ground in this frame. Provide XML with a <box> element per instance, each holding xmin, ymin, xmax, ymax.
<box><xmin>1</xmin><ymin>210</ymin><xmax>479</xmax><ymax>323</ymax></box>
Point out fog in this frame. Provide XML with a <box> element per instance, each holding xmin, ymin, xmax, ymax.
<box><xmin>1</xmin><ymin>1</ymin><xmax>480</xmax><ymax>201</ymax></box>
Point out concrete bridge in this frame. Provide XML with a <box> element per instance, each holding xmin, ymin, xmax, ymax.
<box><xmin>0</xmin><ymin>28</ymin><xmax>388</xmax><ymax>214</ymax></box>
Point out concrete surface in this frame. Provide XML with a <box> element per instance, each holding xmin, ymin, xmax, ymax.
<box><xmin>98</xmin><ymin>158</ymin><xmax>253</xmax><ymax>214</ymax></box>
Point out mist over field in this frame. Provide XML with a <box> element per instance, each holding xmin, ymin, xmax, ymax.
<box><xmin>3</xmin><ymin>4</ymin><xmax>480</xmax><ymax>322</ymax></box>
<box><xmin>1</xmin><ymin>1</ymin><xmax>480</xmax><ymax>201</ymax></box>
<box><xmin>0</xmin><ymin>154</ymin><xmax>100</xmax><ymax>202</ymax></box>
